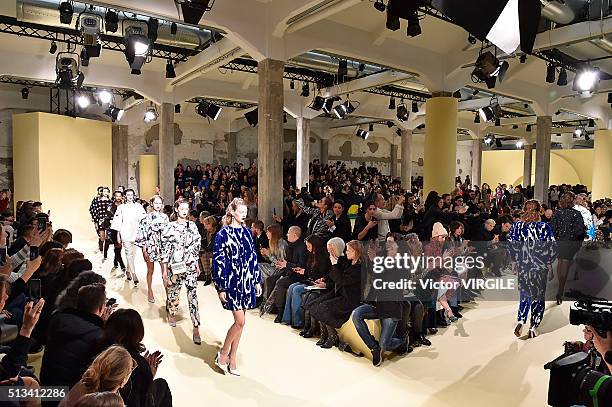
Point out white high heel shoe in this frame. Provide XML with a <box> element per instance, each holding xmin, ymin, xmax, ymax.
<box><xmin>215</xmin><ymin>351</ymin><xmax>228</xmax><ymax>374</ymax></box>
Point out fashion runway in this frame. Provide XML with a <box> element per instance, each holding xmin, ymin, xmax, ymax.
<box><xmin>78</xmin><ymin>239</ymin><xmax>579</xmax><ymax>407</ymax></box>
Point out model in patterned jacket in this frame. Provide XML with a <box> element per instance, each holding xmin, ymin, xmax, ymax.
<box><xmin>161</xmin><ymin>198</ymin><xmax>202</xmax><ymax>345</ymax></box>
<box><xmin>213</xmin><ymin>198</ymin><xmax>261</xmax><ymax>377</ymax></box>
<box><xmin>89</xmin><ymin>186</ymin><xmax>111</xmax><ymax>253</ymax></box>
<box><xmin>136</xmin><ymin>195</ymin><xmax>169</xmax><ymax>303</ymax></box>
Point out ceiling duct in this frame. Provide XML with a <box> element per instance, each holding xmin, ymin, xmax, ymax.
<box><xmin>17</xmin><ymin>0</ymin><xmax>212</xmax><ymax>50</ymax></box>
<box><xmin>288</xmin><ymin>52</ymin><xmax>381</xmax><ymax>77</ymax></box>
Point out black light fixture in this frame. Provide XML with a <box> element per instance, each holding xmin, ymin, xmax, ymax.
<box><xmin>474</xmin><ymin>112</ymin><xmax>480</xmax><ymax>123</ymax></box>
<box><xmin>49</xmin><ymin>41</ymin><xmax>57</xmax><ymax>54</ymax></box>
<box><xmin>484</xmin><ymin>134</ymin><xmax>495</xmax><ymax>145</ymax></box>
<box><xmin>557</xmin><ymin>67</ymin><xmax>567</xmax><ymax>86</ymax></box>
<box><xmin>369</xmin><ymin>123</ymin><xmax>374</xmax><ymax>132</ymax></box>
<box><xmin>472</xmin><ymin>89</ymin><xmax>480</xmax><ymax>96</ymax></box>
<box><xmin>411</xmin><ymin>101</ymin><xmax>418</xmax><ymax>113</ymax></box>
<box><xmin>105</xmin><ymin>106</ymin><xmax>124</xmax><ymax>122</ymax></box>
<box><xmin>290</xmin><ymin>80</ymin><xmax>295</xmax><ymax>90</ymax></box>
<box><xmin>406</xmin><ymin>11</ymin><xmax>421</xmax><ymax>37</ymax></box>
<box><xmin>374</xmin><ymin>0</ymin><xmax>386</xmax><ymax>12</ymax></box>
<box><xmin>585</xmin><ymin>133</ymin><xmax>591</xmax><ymax>141</ymax></box>
<box><xmin>124</xmin><ymin>20</ymin><xmax>150</xmax><ymax>75</ymax></box>
<box><xmin>58</xmin><ymin>1</ymin><xmax>74</xmax><ymax>25</ymax></box>
<box><xmin>105</xmin><ymin>10</ymin><xmax>118</xmax><ymax>33</ymax></box>
<box><xmin>512</xmin><ymin>124</ymin><xmax>518</xmax><ymax>129</ymax></box>
<box><xmin>453</xmin><ymin>90</ymin><xmax>462</xmax><ymax>99</ymax></box>
<box><xmin>21</xmin><ymin>87</ymin><xmax>29</xmax><ymax>100</ymax></box>
<box><xmin>388</xmin><ymin>97</ymin><xmax>396</xmax><ymax>110</ymax></box>
<box><xmin>80</xmin><ymin>48</ymin><xmax>89</xmax><ymax>67</ymax></box>
<box><xmin>170</xmin><ymin>22</ymin><xmax>178</xmax><ymax>35</ymax></box>
<box><xmin>244</xmin><ymin>109</ymin><xmax>258</xmax><ymax>126</ymax></box>
<box><xmin>196</xmin><ymin>100</ymin><xmax>222</xmax><ymax>120</ymax></box>
<box><xmin>283</xmin><ymin>112</ymin><xmax>288</xmax><ymax>123</ymax></box>
<box><xmin>478</xmin><ymin>97</ymin><xmax>502</xmax><ymax>122</ymax></box>
<box><xmin>526</xmin><ymin>124</ymin><xmax>532</xmax><ymax>132</ymax></box>
<box><xmin>56</xmin><ymin>52</ymin><xmax>84</xmax><ymax>90</ymax></box>
<box><xmin>322</xmin><ymin>97</ymin><xmax>336</xmax><ymax>114</ymax></box>
<box><xmin>332</xmin><ymin>99</ymin><xmax>356</xmax><ymax>119</ymax></box>
<box><xmin>301</xmin><ymin>83</ymin><xmax>310</xmax><ymax>97</ymax></box>
<box><xmin>358</xmin><ymin>63</ymin><xmax>366</xmax><ymax>72</ymax></box>
<box><xmin>310</xmin><ymin>95</ymin><xmax>325</xmax><ymax>111</ymax></box>
<box><xmin>546</xmin><ymin>64</ymin><xmax>556</xmax><ymax>83</ymax></box>
<box><xmin>471</xmin><ymin>51</ymin><xmax>509</xmax><ymax>89</ymax></box>
<box><xmin>588</xmin><ymin>119</ymin><xmax>595</xmax><ymax>128</ymax></box>
<box><xmin>338</xmin><ymin>60</ymin><xmax>348</xmax><ymax>78</ymax></box>
<box><xmin>396</xmin><ymin>128</ymin><xmax>402</xmax><ymax>137</ymax></box>
<box><xmin>386</xmin><ymin>120</ymin><xmax>394</xmax><ymax>128</ymax></box>
<box><xmin>396</xmin><ymin>104</ymin><xmax>409</xmax><ymax>121</ymax></box>
<box><xmin>495</xmin><ymin>138</ymin><xmax>503</xmax><ymax>148</ymax></box>
<box><xmin>355</xmin><ymin>128</ymin><xmax>369</xmax><ymax>140</ymax></box>
<box><xmin>147</xmin><ymin>18</ymin><xmax>159</xmax><ymax>42</ymax></box>
<box><xmin>468</xmin><ymin>34</ymin><xmax>477</xmax><ymax>45</ymax></box>
<box><xmin>495</xmin><ymin>118</ymin><xmax>501</xmax><ymax>126</ymax></box>
<box><xmin>174</xmin><ymin>104</ymin><xmax>181</xmax><ymax>113</ymax></box>
<box><xmin>166</xmin><ymin>60</ymin><xmax>176</xmax><ymax>78</ymax></box>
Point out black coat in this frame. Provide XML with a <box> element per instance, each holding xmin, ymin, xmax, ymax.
<box><xmin>40</xmin><ymin>308</ymin><xmax>104</xmax><ymax>389</ymax></box>
<box><xmin>282</xmin><ymin>240</ymin><xmax>308</xmax><ymax>283</ymax></box>
<box><xmin>120</xmin><ymin>350</ymin><xmax>153</xmax><ymax>407</ymax></box>
<box><xmin>309</xmin><ymin>259</ymin><xmax>362</xmax><ymax>328</ymax></box>
<box><xmin>330</xmin><ymin>213</ymin><xmax>352</xmax><ymax>243</ymax></box>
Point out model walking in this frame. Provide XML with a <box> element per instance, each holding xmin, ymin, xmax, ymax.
<box><xmin>507</xmin><ymin>200</ymin><xmax>557</xmax><ymax>339</ymax></box>
<box><xmin>111</xmin><ymin>189</ymin><xmax>146</xmax><ymax>286</ymax></box>
<box><xmin>161</xmin><ymin>198</ymin><xmax>202</xmax><ymax>344</ymax></box>
<box><xmin>89</xmin><ymin>186</ymin><xmax>110</xmax><ymax>254</ymax></box>
<box><xmin>106</xmin><ymin>190</ymin><xmax>126</xmax><ymax>272</ymax></box>
<box><xmin>136</xmin><ymin>195</ymin><xmax>170</xmax><ymax>303</ymax></box>
<box><xmin>212</xmin><ymin>198</ymin><xmax>261</xmax><ymax>376</ymax></box>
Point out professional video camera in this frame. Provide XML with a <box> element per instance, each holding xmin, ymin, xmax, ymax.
<box><xmin>545</xmin><ymin>293</ymin><xmax>612</xmax><ymax>407</ymax></box>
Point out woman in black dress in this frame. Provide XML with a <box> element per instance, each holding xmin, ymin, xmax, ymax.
<box><xmin>550</xmin><ymin>191</ymin><xmax>585</xmax><ymax>304</ymax></box>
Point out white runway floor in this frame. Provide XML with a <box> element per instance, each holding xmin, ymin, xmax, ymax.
<box><xmin>66</xmin><ymin>239</ymin><xmax>582</xmax><ymax>406</ymax></box>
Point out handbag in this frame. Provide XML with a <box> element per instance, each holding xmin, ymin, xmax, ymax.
<box><xmin>170</xmin><ymin>222</ymin><xmax>190</xmax><ymax>276</ymax></box>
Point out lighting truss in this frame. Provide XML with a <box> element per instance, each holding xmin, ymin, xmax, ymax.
<box><xmin>0</xmin><ymin>16</ymin><xmax>197</xmax><ymax>62</ymax></box>
<box><xmin>0</xmin><ymin>75</ymin><xmax>138</xmax><ymax>99</ymax></box>
<box><xmin>363</xmin><ymin>85</ymin><xmax>430</xmax><ymax>103</ymax></box>
<box><xmin>186</xmin><ymin>97</ymin><xmax>256</xmax><ymax>110</ymax></box>
<box><xmin>221</xmin><ymin>58</ymin><xmax>335</xmax><ymax>86</ymax></box>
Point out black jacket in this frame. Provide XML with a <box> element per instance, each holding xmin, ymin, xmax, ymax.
<box><xmin>253</xmin><ymin>232</ymin><xmax>269</xmax><ymax>264</ymax></box>
<box><xmin>0</xmin><ymin>334</ymin><xmax>32</xmax><ymax>381</ymax></box>
<box><xmin>40</xmin><ymin>308</ymin><xmax>104</xmax><ymax>389</ymax></box>
<box><xmin>330</xmin><ymin>213</ymin><xmax>352</xmax><ymax>243</ymax></box>
<box><xmin>120</xmin><ymin>350</ymin><xmax>153</xmax><ymax>407</ymax></box>
<box><xmin>283</xmin><ymin>240</ymin><xmax>308</xmax><ymax>282</ymax></box>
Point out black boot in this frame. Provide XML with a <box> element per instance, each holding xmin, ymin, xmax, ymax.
<box><xmin>316</xmin><ymin>322</ymin><xmax>328</xmax><ymax>346</ymax></box>
<box><xmin>299</xmin><ymin>312</ymin><xmax>311</xmax><ymax>336</ymax></box>
<box><xmin>320</xmin><ymin>325</ymin><xmax>338</xmax><ymax>349</ymax></box>
<box><xmin>450</xmin><ymin>306</ymin><xmax>463</xmax><ymax>319</ymax></box>
<box><xmin>418</xmin><ymin>334</ymin><xmax>432</xmax><ymax>346</ymax></box>
<box><xmin>303</xmin><ymin>315</ymin><xmax>319</xmax><ymax>338</ymax></box>
<box><xmin>98</xmin><ymin>239</ymin><xmax>103</xmax><ymax>252</ymax></box>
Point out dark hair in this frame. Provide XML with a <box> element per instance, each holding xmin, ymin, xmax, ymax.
<box><xmin>37</xmin><ymin>248</ymin><xmax>63</xmax><ymax>278</ymax></box>
<box><xmin>305</xmin><ymin>235</ymin><xmax>327</xmax><ymax>272</ymax></box>
<box><xmin>39</xmin><ymin>240</ymin><xmax>63</xmax><ymax>257</ymax></box>
<box><xmin>62</xmin><ymin>258</ymin><xmax>93</xmax><ymax>282</ymax></box>
<box><xmin>559</xmin><ymin>191</ymin><xmax>575</xmax><ymax>209</ymax></box>
<box><xmin>333</xmin><ymin>199</ymin><xmax>346</xmax><ymax>209</ymax></box>
<box><xmin>449</xmin><ymin>221</ymin><xmax>464</xmax><ymax>236</ymax></box>
<box><xmin>76</xmin><ymin>283</ymin><xmax>106</xmax><ymax>314</ymax></box>
<box><xmin>56</xmin><ymin>271</ymin><xmax>106</xmax><ymax>310</ymax></box>
<box><xmin>53</xmin><ymin>229</ymin><xmax>73</xmax><ymax>246</ymax></box>
<box><xmin>124</xmin><ymin>189</ymin><xmax>135</xmax><ymax>196</ymax></box>
<box><xmin>498</xmin><ymin>215</ymin><xmax>513</xmax><ymax>225</ymax></box>
<box><xmin>103</xmin><ymin>309</ymin><xmax>145</xmax><ymax>353</ymax></box>
<box><xmin>74</xmin><ymin>392</ymin><xmax>125</xmax><ymax>407</ymax></box>
<box><xmin>253</xmin><ymin>220</ymin><xmax>264</xmax><ymax>231</ymax></box>
<box><xmin>189</xmin><ymin>210</ymin><xmax>199</xmax><ymax>218</ymax></box>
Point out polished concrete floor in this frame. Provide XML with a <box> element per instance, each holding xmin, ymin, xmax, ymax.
<box><xmin>75</xmin><ymin>239</ymin><xmax>581</xmax><ymax>406</ymax></box>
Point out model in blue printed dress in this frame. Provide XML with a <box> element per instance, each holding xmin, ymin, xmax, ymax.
<box><xmin>507</xmin><ymin>200</ymin><xmax>557</xmax><ymax>339</ymax></box>
<box><xmin>212</xmin><ymin>198</ymin><xmax>261</xmax><ymax>377</ymax></box>
<box><xmin>135</xmin><ymin>195</ymin><xmax>169</xmax><ymax>303</ymax></box>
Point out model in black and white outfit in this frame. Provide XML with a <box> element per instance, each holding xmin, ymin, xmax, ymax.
<box><xmin>161</xmin><ymin>199</ymin><xmax>202</xmax><ymax>345</ymax></box>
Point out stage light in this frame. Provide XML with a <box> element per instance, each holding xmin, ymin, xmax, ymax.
<box><xmin>388</xmin><ymin>97</ymin><xmax>396</xmax><ymax>110</ymax></box>
<box><xmin>374</xmin><ymin>0</ymin><xmax>386</xmax><ymax>12</ymax></box>
<box><xmin>245</xmin><ymin>109</ymin><xmax>258</xmax><ymax>126</ymax></box>
<box><xmin>322</xmin><ymin>98</ymin><xmax>336</xmax><ymax>114</ymax></box>
<box><xmin>175</xmin><ymin>104</ymin><xmax>181</xmax><ymax>113</ymax></box>
<box><xmin>396</xmin><ymin>128</ymin><xmax>402</xmax><ymax>137</ymax></box>
<box><xmin>396</xmin><ymin>104</ymin><xmax>409</xmax><ymax>121</ymax></box>
<box><xmin>453</xmin><ymin>90</ymin><xmax>462</xmax><ymax>99</ymax></box>
<box><xmin>573</xmin><ymin>66</ymin><xmax>599</xmax><ymax>92</ymax></box>
<box><xmin>471</xmin><ymin>51</ymin><xmax>509</xmax><ymax>89</ymax></box>
<box><xmin>588</xmin><ymin>119</ymin><xmax>595</xmax><ymax>128</ymax></box>
<box><xmin>58</xmin><ymin>1</ymin><xmax>73</xmax><ymax>25</ymax></box>
<box><xmin>301</xmin><ymin>83</ymin><xmax>310</xmax><ymax>97</ymax></box>
<box><xmin>574</xmin><ymin>128</ymin><xmax>583</xmax><ymax>137</ymax></box>
<box><xmin>608</xmin><ymin>93</ymin><xmax>612</xmax><ymax>104</ymax></box>
<box><xmin>49</xmin><ymin>41</ymin><xmax>57</xmax><ymax>54</ymax></box>
<box><xmin>545</xmin><ymin>64</ymin><xmax>556</xmax><ymax>84</ymax></box>
<box><xmin>478</xmin><ymin>98</ymin><xmax>502</xmax><ymax>122</ymax></box>
<box><xmin>166</xmin><ymin>60</ymin><xmax>176</xmax><ymax>78</ymax></box>
<box><xmin>56</xmin><ymin>53</ymin><xmax>84</xmax><ymax>90</ymax></box>
<box><xmin>474</xmin><ymin>112</ymin><xmax>480</xmax><ymax>123</ymax></box>
<box><xmin>105</xmin><ymin>106</ymin><xmax>124</xmax><ymax>122</ymax></box>
<box><xmin>105</xmin><ymin>10</ymin><xmax>118</xmax><ymax>33</ymax></box>
<box><xmin>284</xmin><ymin>112</ymin><xmax>288</xmax><ymax>123</ymax></box>
<box><xmin>468</xmin><ymin>34</ymin><xmax>476</xmax><ymax>45</ymax></box>
<box><xmin>147</xmin><ymin>18</ymin><xmax>159</xmax><ymax>42</ymax></box>
<box><xmin>355</xmin><ymin>128</ymin><xmax>369</xmax><ymax>140</ymax></box>
<box><xmin>386</xmin><ymin>121</ymin><xmax>394</xmax><ymax>128</ymax></box>
<box><xmin>79</xmin><ymin>13</ymin><xmax>102</xmax><ymax>58</ymax></box>
<box><xmin>76</xmin><ymin>94</ymin><xmax>90</xmax><ymax>108</ymax></box>
<box><xmin>495</xmin><ymin>138</ymin><xmax>503</xmax><ymax>148</ymax></box>
<box><xmin>526</xmin><ymin>124</ymin><xmax>532</xmax><ymax>132</ymax></box>
<box><xmin>516</xmin><ymin>140</ymin><xmax>524</xmax><ymax>148</ymax></box>
<box><xmin>338</xmin><ymin>60</ymin><xmax>348</xmax><ymax>78</ymax></box>
<box><xmin>80</xmin><ymin>48</ymin><xmax>89</xmax><ymax>67</ymax></box>
<box><xmin>177</xmin><ymin>0</ymin><xmax>213</xmax><ymax>25</ymax></box>
<box><xmin>358</xmin><ymin>63</ymin><xmax>365</xmax><ymax>72</ymax></box>
<box><xmin>407</xmin><ymin>11</ymin><xmax>421</xmax><ymax>37</ymax></box>
<box><xmin>290</xmin><ymin>80</ymin><xmax>295</xmax><ymax>90</ymax></box>
<box><xmin>97</xmin><ymin>90</ymin><xmax>112</xmax><ymax>104</ymax></box>
<box><xmin>196</xmin><ymin>100</ymin><xmax>222</xmax><ymax>120</ymax></box>
<box><xmin>21</xmin><ymin>87</ymin><xmax>29</xmax><ymax>100</ymax></box>
<box><xmin>144</xmin><ymin>106</ymin><xmax>158</xmax><ymax>123</ymax></box>
<box><xmin>124</xmin><ymin>21</ymin><xmax>150</xmax><ymax>75</ymax></box>
<box><xmin>495</xmin><ymin>118</ymin><xmax>501</xmax><ymax>126</ymax></box>
<box><xmin>585</xmin><ymin>133</ymin><xmax>591</xmax><ymax>141</ymax></box>
<box><xmin>332</xmin><ymin>100</ymin><xmax>356</xmax><ymax>119</ymax></box>
<box><xmin>310</xmin><ymin>96</ymin><xmax>325</xmax><ymax>111</ymax></box>
<box><xmin>411</xmin><ymin>101</ymin><xmax>418</xmax><ymax>113</ymax></box>
<box><xmin>472</xmin><ymin>89</ymin><xmax>480</xmax><ymax>96</ymax></box>
<box><xmin>484</xmin><ymin>134</ymin><xmax>495</xmax><ymax>145</ymax></box>
<box><xmin>369</xmin><ymin>123</ymin><xmax>374</xmax><ymax>132</ymax></box>
<box><xmin>170</xmin><ymin>22</ymin><xmax>178</xmax><ymax>35</ymax></box>
<box><xmin>557</xmin><ymin>67</ymin><xmax>567</xmax><ymax>86</ymax></box>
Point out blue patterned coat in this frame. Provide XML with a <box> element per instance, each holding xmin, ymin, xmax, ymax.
<box><xmin>507</xmin><ymin>221</ymin><xmax>558</xmax><ymax>298</ymax></box>
<box><xmin>212</xmin><ymin>225</ymin><xmax>261</xmax><ymax>311</ymax></box>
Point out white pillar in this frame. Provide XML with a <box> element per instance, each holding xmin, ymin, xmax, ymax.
<box><xmin>296</xmin><ymin>116</ymin><xmax>310</xmax><ymax>188</ymax></box>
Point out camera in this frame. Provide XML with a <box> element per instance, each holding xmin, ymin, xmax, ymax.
<box><xmin>545</xmin><ymin>294</ymin><xmax>612</xmax><ymax>407</ymax></box>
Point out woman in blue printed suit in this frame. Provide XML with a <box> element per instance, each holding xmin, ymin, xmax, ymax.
<box><xmin>212</xmin><ymin>197</ymin><xmax>261</xmax><ymax>377</ymax></box>
<box><xmin>507</xmin><ymin>199</ymin><xmax>557</xmax><ymax>339</ymax></box>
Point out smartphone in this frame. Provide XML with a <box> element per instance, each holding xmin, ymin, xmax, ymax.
<box><xmin>30</xmin><ymin>246</ymin><xmax>39</xmax><ymax>261</ymax></box>
<box><xmin>37</xmin><ymin>217</ymin><xmax>47</xmax><ymax>232</ymax></box>
<box><xmin>0</xmin><ymin>247</ymin><xmax>5</xmax><ymax>264</ymax></box>
<box><xmin>273</xmin><ymin>208</ymin><xmax>276</xmax><ymax>216</ymax></box>
<box><xmin>106</xmin><ymin>298</ymin><xmax>117</xmax><ymax>307</ymax></box>
<box><xmin>29</xmin><ymin>279</ymin><xmax>42</xmax><ymax>302</ymax></box>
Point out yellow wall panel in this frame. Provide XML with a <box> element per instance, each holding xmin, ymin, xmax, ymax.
<box><xmin>12</xmin><ymin>113</ymin><xmax>41</xmax><ymax>208</ymax></box>
<box><xmin>139</xmin><ymin>154</ymin><xmax>159</xmax><ymax>201</ymax></box>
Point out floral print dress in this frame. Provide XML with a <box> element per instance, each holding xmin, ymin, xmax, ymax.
<box><xmin>135</xmin><ymin>211</ymin><xmax>169</xmax><ymax>262</ymax></box>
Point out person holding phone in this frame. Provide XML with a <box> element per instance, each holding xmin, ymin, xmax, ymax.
<box><xmin>160</xmin><ymin>199</ymin><xmax>202</xmax><ymax>344</ymax></box>
<box><xmin>212</xmin><ymin>198</ymin><xmax>261</xmax><ymax>376</ymax></box>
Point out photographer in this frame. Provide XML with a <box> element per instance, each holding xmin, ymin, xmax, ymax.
<box><xmin>586</xmin><ymin>326</ymin><xmax>612</xmax><ymax>375</ymax></box>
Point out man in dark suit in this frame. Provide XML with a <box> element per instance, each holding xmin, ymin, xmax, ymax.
<box><xmin>251</xmin><ymin>220</ymin><xmax>269</xmax><ymax>264</ymax></box>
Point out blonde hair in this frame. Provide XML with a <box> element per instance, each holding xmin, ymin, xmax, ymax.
<box><xmin>223</xmin><ymin>198</ymin><xmax>246</xmax><ymax>226</ymax></box>
<box><xmin>521</xmin><ymin>199</ymin><xmax>542</xmax><ymax>223</ymax></box>
<box><xmin>81</xmin><ymin>345</ymin><xmax>134</xmax><ymax>393</ymax></box>
<box><xmin>149</xmin><ymin>194</ymin><xmax>163</xmax><ymax>206</ymax></box>
<box><xmin>346</xmin><ymin>240</ymin><xmax>364</xmax><ymax>265</ymax></box>
<box><xmin>74</xmin><ymin>392</ymin><xmax>125</xmax><ymax>407</ymax></box>
<box><xmin>203</xmin><ymin>216</ymin><xmax>218</xmax><ymax>242</ymax></box>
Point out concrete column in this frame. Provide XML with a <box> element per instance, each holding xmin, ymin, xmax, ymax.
<box><xmin>471</xmin><ymin>139</ymin><xmax>482</xmax><ymax>187</ymax></box>
<box><xmin>296</xmin><ymin>116</ymin><xmax>310</xmax><ymax>188</ymax></box>
<box><xmin>523</xmin><ymin>144</ymin><xmax>533</xmax><ymax>187</ymax></box>
<box><xmin>400</xmin><ymin>130</ymin><xmax>412</xmax><ymax>190</ymax></box>
<box><xmin>227</xmin><ymin>132</ymin><xmax>237</xmax><ymax>165</ymax></box>
<box><xmin>424</xmin><ymin>96</ymin><xmax>457</xmax><ymax>196</ymax></box>
<box><xmin>534</xmin><ymin>116</ymin><xmax>552</xmax><ymax>204</ymax></box>
<box><xmin>320</xmin><ymin>139</ymin><xmax>329</xmax><ymax>165</ymax></box>
<box><xmin>592</xmin><ymin>129</ymin><xmax>612</xmax><ymax>200</ymax></box>
<box><xmin>257</xmin><ymin>59</ymin><xmax>285</xmax><ymax>227</ymax></box>
<box><xmin>111</xmin><ymin>124</ymin><xmax>128</xmax><ymax>190</ymax></box>
<box><xmin>390</xmin><ymin>143</ymin><xmax>398</xmax><ymax>178</ymax></box>
<box><xmin>159</xmin><ymin>103</ymin><xmax>174</xmax><ymax>204</ymax></box>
